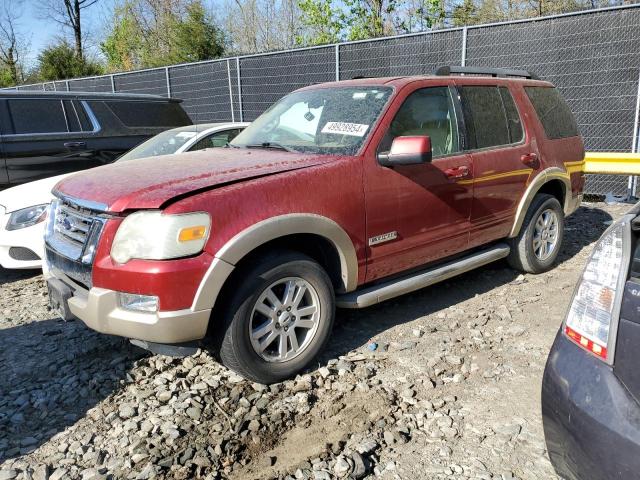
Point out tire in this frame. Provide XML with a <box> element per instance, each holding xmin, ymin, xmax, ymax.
<box><xmin>216</xmin><ymin>250</ymin><xmax>335</xmax><ymax>384</ymax></box>
<box><xmin>507</xmin><ymin>193</ymin><xmax>564</xmax><ymax>274</ymax></box>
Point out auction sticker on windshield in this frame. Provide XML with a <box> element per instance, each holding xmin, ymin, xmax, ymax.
<box><xmin>321</xmin><ymin>122</ymin><xmax>369</xmax><ymax>137</ymax></box>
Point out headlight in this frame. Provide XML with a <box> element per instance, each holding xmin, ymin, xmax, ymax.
<box><xmin>564</xmin><ymin>219</ymin><xmax>631</xmax><ymax>362</ymax></box>
<box><xmin>6</xmin><ymin>204</ymin><xmax>48</xmax><ymax>231</ymax></box>
<box><xmin>111</xmin><ymin>211</ymin><xmax>211</xmax><ymax>264</ymax></box>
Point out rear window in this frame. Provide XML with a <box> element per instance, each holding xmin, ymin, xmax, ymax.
<box><xmin>106</xmin><ymin>101</ymin><xmax>191</xmax><ymax>128</ymax></box>
<box><xmin>460</xmin><ymin>86</ymin><xmax>514</xmax><ymax>149</ymax></box>
<box><xmin>8</xmin><ymin>99</ymin><xmax>68</xmax><ymax>134</ymax></box>
<box><xmin>525</xmin><ymin>86</ymin><xmax>579</xmax><ymax>139</ymax></box>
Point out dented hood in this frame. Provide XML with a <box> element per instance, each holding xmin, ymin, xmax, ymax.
<box><xmin>54</xmin><ymin>148</ymin><xmax>337</xmax><ymax>213</ymax></box>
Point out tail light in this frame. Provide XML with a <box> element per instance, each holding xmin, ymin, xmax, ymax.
<box><xmin>564</xmin><ymin>219</ymin><xmax>632</xmax><ymax>363</ymax></box>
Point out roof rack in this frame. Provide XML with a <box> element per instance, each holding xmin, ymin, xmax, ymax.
<box><xmin>435</xmin><ymin>66</ymin><xmax>539</xmax><ymax>80</ymax></box>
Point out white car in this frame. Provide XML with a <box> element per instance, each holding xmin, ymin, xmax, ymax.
<box><xmin>0</xmin><ymin>122</ymin><xmax>248</xmax><ymax>269</ymax></box>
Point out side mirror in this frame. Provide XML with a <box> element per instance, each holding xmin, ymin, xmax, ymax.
<box><xmin>378</xmin><ymin>136</ymin><xmax>432</xmax><ymax>167</ymax></box>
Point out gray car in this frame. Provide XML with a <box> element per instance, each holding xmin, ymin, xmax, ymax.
<box><xmin>542</xmin><ymin>202</ymin><xmax>640</xmax><ymax>480</ymax></box>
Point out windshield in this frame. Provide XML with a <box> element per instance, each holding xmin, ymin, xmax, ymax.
<box><xmin>230</xmin><ymin>86</ymin><xmax>393</xmax><ymax>155</ymax></box>
<box><xmin>117</xmin><ymin>126</ymin><xmax>200</xmax><ymax>162</ymax></box>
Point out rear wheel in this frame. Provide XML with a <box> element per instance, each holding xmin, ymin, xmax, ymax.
<box><xmin>217</xmin><ymin>250</ymin><xmax>335</xmax><ymax>384</ymax></box>
<box><xmin>507</xmin><ymin>193</ymin><xmax>564</xmax><ymax>274</ymax></box>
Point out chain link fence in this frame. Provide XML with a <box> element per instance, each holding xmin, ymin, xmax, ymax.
<box><xmin>13</xmin><ymin>4</ymin><xmax>640</xmax><ymax>196</ymax></box>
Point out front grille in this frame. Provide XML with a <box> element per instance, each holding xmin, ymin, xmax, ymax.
<box><xmin>45</xmin><ymin>197</ymin><xmax>106</xmax><ymax>265</ymax></box>
<box><xmin>54</xmin><ymin>202</ymin><xmax>94</xmax><ymax>251</ymax></box>
<box><xmin>9</xmin><ymin>247</ymin><xmax>40</xmax><ymax>261</ymax></box>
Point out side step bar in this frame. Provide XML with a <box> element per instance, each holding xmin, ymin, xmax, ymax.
<box><xmin>336</xmin><ymin>243</ymin><xmax>510</xmax><ymax>309</ymax></box>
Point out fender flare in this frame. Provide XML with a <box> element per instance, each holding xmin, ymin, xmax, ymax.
<box><xmin>509</xmin><ymin>167</ymin><xmax>571</xmax><ymax>238</ymax></box>
<box><xmin>191</xmin><ymin>214</ymin><xmax>359</xmax><ymax>311</ymax></box>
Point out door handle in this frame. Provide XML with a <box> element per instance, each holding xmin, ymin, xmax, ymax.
<box><xmin>64</xmin><ymin>141</ymin><xmax>87</xmax><ymax>150</ymax></box>
<box><xmin>444</xmin><ymin>165</ymin><xmax>470</xmax><ymax>179</ymax></box>
<box><xmin>521</xmin><ymin>152</ymin><xmax>539</xmax><ymax>168</ymax></box>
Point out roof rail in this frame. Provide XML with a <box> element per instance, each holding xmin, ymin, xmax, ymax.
<box><xmin>435</xmin><ymin>66</ymin><xmax>539</xmax><ymax>80</ymax></box>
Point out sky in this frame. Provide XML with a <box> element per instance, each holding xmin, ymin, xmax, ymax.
<box><xmin>19</xmin><ymin>0</ymin><xmax>118</xmax><ymax>66</ymax></box>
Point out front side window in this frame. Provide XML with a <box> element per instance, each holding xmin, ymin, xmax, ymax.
<box><xmin>381</xmin><ymin>86</ymin><xmax>461</xmax><ymax>158</ymax></box>
<box><xmin>460</xmin><ymin>86</ymin><xmax>519</xmax><ymax>149</ymax></box>
<box><xmin>190</xmin><ymin>128</ymin><xmax>242</xmax><ymax>151</ymax></box>
<box><xmin>525</xmin><ymin>86</ymin><xmax>579</xmax><ymax>139</ymax></box>
<box><xmin>231</xmin><ymin>87</ymin><xmax>393</xmax><ymax>155</ymax></box>
<box><xmin>8</xmin><ymin>99</ymin><xmax>68</xmax><ymax>134</ymax></box>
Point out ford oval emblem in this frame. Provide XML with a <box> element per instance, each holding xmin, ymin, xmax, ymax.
<box><xmin>62</xmin><ymin>218</ymin><xmax>73</xmax><ymax>231</ymax></box>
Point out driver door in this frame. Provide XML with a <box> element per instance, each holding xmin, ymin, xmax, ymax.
<box><xmin>364</xmin><ymin>85</ymin><xmax>474</xmax><ymax>282</ymax></box>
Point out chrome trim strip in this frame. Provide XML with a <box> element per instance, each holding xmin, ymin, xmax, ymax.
<box><xmin>80</xmin><ymin>100</ymin><xmax>101</xmax><ymax>133</ymax></box>
<box><xmin>336</xmin><ymin>243</ymin><xmax>510</xmax><ymax>308</ymax></box>
<box><xmin>52</xmin><ymin>191</ymin><xmax>109</xmax><ymax>213</ymax></box>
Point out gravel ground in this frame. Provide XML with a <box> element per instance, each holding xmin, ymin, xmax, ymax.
<box><xmin>0</xmin><ymin>202</ymin><xmax>630</xmax><ymax>480</ymax></box>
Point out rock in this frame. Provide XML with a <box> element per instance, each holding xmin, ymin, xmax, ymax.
<box><xmin>367</xmin><ymin>342</ymin><xmax>378</xmax><ymax>351</ymax></box>
<box><xmin>383</xmin><ymin>430</ymin><xmax>397</xmax><ymax>445</ymax></box>
<box><xmin>49</xmin><ymin>469</ymin><xmax>68</xmax><ymax>480</ymax></box>
<box><xmin>496</xmin><ymin>305</ymin><xmax>512</xmax><ymax>321</ymax></box>
<box><xmin>412</xmin><ymin>328</ymin><xmax>424</xmax><ymax>338</ymax></box>
<box><xmin>318</xmin><ymin>367</ymin><xmax>331</xmax><ymax>379</ymax></box>
<box><xmin>156</xmin><ymin>391</ymin><xmax>172</xmax><ymax>402</ymax></box>
<box><xmin>351</xmin><ymin>452</ymin><xmax>367</xmax><ymax>479</ymax></box>
<box><xmin>118</xmin><ymin>404</ymin><xmax>136</xmax><ymax>419</ymax></box>
<box><xmin>0</xmin><ymin>470</ymin><xmax>18</xmax><ymax>480</ymax></box>
<box><xmin>186</xmin><ymin>407</ymin><xmax>202</xmax><ymax>420</ymax></box>
<box><xmin>508</xmin><ymin>325</ymin><xmax>527</xmax><ymax>337</ymax></box>
<box><xmin>333</xmin><ymin>456</ymin><xmax>351</xmax><ymax>477</ymax></box>
<box><xmin>357</xmin><ymin>439</ymin><xmax>378</xmax><ymax>455</ymax></box>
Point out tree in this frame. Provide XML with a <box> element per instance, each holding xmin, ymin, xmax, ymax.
<box><xmin>171</xmin><ymin>2</ymin><xmax>226</xmax><ymax>62</ymax></box>
<box><xmin>452</xmin><ymin>0</ymin><xmax>476</xmax><ymax>25</ymax></box>
<box><xmin>38</xmin><ymin>0</ymin><xmax>102</xmax><ymax>59</ymax></box>
<box><xmin>37</xmin><ymin>40</ymin><xmax>103</xmax><ymax>80</ymax></box>
<box><xmin>0</xmin><ymin>1</ymin><xmax>28</xmax><ymax>85</ymax></box>
<box><xmin>102</xmin><ymin>0</ymin><xmax>226</xmax><ymax>71</ymax></box>
<box><xmin>296</xmin><ymin>0</ymin><xmax>343</xmax><ymax>45</ymax></box>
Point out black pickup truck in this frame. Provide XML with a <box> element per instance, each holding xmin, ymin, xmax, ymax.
<box><xmin>0</xmin><ymin>91</ymin><xmax>192</xmax><ymax>187</ymax></box>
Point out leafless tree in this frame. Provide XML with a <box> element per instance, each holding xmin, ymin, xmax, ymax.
<box><xmin>38</xmin><ymin>0</ymin><xmax>102</xmax><ymax>59</ymax></box>
<box><xmin>0</xmin><ymin>1</ymin><xmax>28</xmax><ymax>84</ymax></box>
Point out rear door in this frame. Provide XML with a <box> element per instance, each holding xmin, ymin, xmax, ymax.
<box><xmin>2</xmin><ymin>98</ymin><xmax>103</xmax><ymax>185</ymax></box>
<box><xmin>458</xmin><ymin>84</ymin><xmax>537</xmax><ymax>248</ymax></box>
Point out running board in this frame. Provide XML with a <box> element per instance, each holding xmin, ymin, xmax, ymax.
<box><xmin>336</xmin><ymin>243</ymin><xmax>510</xmax><ymax>309</ymax></box>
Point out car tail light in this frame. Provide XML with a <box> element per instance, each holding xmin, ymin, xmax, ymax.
<box><xmin>564</xmin><ymin>220</ymin><xmax>631</xmax><ymax>362</ymax></box>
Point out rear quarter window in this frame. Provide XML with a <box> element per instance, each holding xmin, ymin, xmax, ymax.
<box><xmin>525</xmin><ymin>86</ymin><xmax>579</xmax><ymax>139</ymax></box>
<box><xmin>105</xmin><ymin>101</ymin><xmax>191</xmax><ymax>128</ymax></box>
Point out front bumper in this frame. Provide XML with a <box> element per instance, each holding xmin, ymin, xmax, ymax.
<box><xmin>542</xmin><ymin>330</ymin><xmax>640</xmax><ymax>480</ymax></box>
<box><xmin>47</xmin><ymin>269</ymin><xmax>211</xmax><ymax>344</ymax></box>
<box><xmin>0</xmin><ymin>208</ymin><xmax>45</xmax><ymax>269</ymax></box>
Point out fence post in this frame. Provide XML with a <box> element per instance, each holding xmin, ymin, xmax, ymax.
<box><xmin>165</xmin><ymin>67</ymin><xmax>171</xmax><ymax>97</ymax></box>
<box><xmin>629</xmin><ymin>68</ymin><xmax>640</xmax><ymax>199</ymax></box>
<box><xmin>335</xmin><ymin>44</ymin><xmax>340</xmax><ymax>81</ymax></box>
<box><xmin>65</xmin><ymin>80</ymin><xmax>70</xmax><ymax>92</ymax></box>
<box><xmin>227</xmin><ymin>59</ymin><xmax>235</xmax><ymax>122</ymax></box>
<box><xmin>110</xmin><ymin>75</ymin><xmax>115</xmax><ymax>93</ymax></box>
<box><xmin>236</xmin><ymin>57</ymin><xmax>243</xmax><ymax>122</ymax></box>
<box><xmin>461</xmin><ymin>27</ymin><xmax>468</xmax><ymax>67</ymax></box>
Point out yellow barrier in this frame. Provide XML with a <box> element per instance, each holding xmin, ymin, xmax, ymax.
<box><xmin>584</xmin><ymin>152</ymin><xmax>640</xmax><ymax>175</ymax></box>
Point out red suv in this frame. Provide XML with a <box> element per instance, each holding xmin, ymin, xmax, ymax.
<box><xmin>44</xmin><ymin>66</ymin><xmax>585</xmax><ymax>384</ymax></box>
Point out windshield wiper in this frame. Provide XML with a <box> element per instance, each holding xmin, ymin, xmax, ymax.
<box><xmin>245</xmin><ymin>142</ymin><xmax>297</xmax><ymax>153</ymax></box>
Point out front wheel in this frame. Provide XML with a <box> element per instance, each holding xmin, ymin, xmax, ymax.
<box><xmin>507</xmin><ymin>193</ymin><xmax>565</xmax><ymax>274</ymax></box>
<box><xmin>217</xmin><ymin>250</ymin><xmax>335</xmax><ymax>384</ymax></box>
